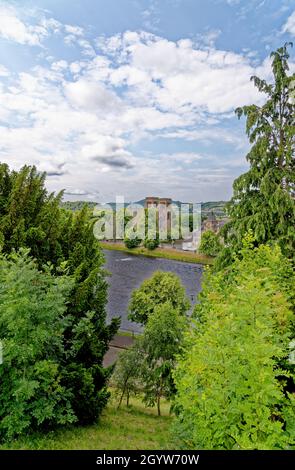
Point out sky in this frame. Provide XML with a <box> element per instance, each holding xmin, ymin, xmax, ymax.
<box><xmin>0</xmin><ymin>0</ymin><xmax>294</xmax><ymax>203</ymax></box>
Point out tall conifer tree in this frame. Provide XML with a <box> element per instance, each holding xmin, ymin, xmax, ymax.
<box><xmin>219</xmin><ymin>44</ymin><xmax>295</xmax><ymax>267</ymax></box>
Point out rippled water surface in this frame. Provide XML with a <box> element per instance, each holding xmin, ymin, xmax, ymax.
<box><xmin>103</xmin><ymin>249</ymin><xmax>203</xmax><ymax>333</ymax></box>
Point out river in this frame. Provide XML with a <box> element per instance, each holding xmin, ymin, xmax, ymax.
<box><xmin>103</xmin><ymin>249</ymin><xmax>203</xmax><ymax>333</ymax></box>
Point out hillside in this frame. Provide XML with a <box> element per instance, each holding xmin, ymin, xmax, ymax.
<box><xmin>61</xmin><ymin>199</ymin><xmax>228</xmax><ymax>217</ymax></box>
<box><xmin>0</xmin><ymin>397</ymin><xmax>172</xmax><ymax>450</ymax></box>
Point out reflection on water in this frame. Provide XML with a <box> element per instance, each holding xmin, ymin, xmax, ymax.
<box><xmin>103</xmin><ymin>249</ymin><xmax>203</xmax><ymax>333</ymax></box>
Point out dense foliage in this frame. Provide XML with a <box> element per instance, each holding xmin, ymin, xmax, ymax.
<box><xmin>0</xmin><ymin>250</ymin><xmax>75</xmax><ymax>440</ymax></box>
<box><xmin>173</xmin><ymin>240</ymin><xmax>295</xmax><ymax>449</ymax></box>
<box><xmin>218</xmin><ymin>44</ymin><xmax>295</xmax><ymax>268</ymax></box>
<box><xmin>199</xmin><ymin>230</ymin><xmax>221</xmax><ymax>257</ymax></box>
<box><xmin>114</xmin><ymin>302</ymin><xmax>187</xmax><ymax>415</ymax></box>
<box><xmin>124</xmin><ymin>237</ymin><xmax>142</xmax><ymax>249</ymax></box>
<box><xmin>128</xmin><ymin>271</ymin><xmax>190</xmax><ymax>325</ymax></box>
<box><xmin>144</xmin><ymin>238</ymin><xmax>160</xmax><ymax>250</ymax></box>
<box><xmin>0</xmin><ymin>163</ymin><xmax>119</xmax><ymax>432</ymax></box>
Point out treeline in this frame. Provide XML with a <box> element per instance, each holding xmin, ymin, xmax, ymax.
<box><xmin>60</xmin><ymin>200</ymin><xmax>98</xmax><ymax>212</ymax></box>
<box><xmin>0</xmin><ymin>164</ymin><xmax>119</xmax><ymax>440</ymax></box>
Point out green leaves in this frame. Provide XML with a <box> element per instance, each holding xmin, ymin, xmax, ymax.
<box><xmin>199</xmin><ymin>230</ymin><xmax>221</xmax><ymax>257</ymax></box>
<box><xmin>173</xmin><ymin>243</ymin><xmax>295</xmax><ymax>450</ymax></box>
<box><xmin>128</xmin><ymin>271</ymin><xmax>190</xmax><ymax>325</ymax></box>
<box><xmin>219</xmin><ymin>44</ymin><xmax>295</xmax><ymax>269</ymax></box>
<box><xmin>0</xmin><ymin>163</ymin><xmax>119</xmax><ymax>434</ymax></box>
<box><xmin>114</xmin><ymin>302</ymin><xmax>188</xmax><ymax>415</ymax></box>
<box><xmin>0</xmin><ymin>250</ymin><xmax>75</xmax><ymax>440</ymax></box>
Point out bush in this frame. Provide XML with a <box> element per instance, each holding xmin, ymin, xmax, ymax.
<box><xmin>199</xmin><ymin>230</ymin><xmax>221</xmax><ymax>256</ymax></box>
<box><xmin>0</xmin><ymin>250</ymin><xmax>75</xmax><ymax>440</ymax></box>
<box><xmin>173</xmin><ymin>243</ymin><xmax>295</xmax><ymax>450</ymax></box>
<box><xmin>124</xmin><ymin>237</ymin><xmax>142</xmax><ymax>249</ymax></box>
<box><xmin>144</xmin><ymin>238</ymin><xmax>159</xmax><ymax>250</ymax></box>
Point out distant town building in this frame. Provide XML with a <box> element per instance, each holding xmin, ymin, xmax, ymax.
<box><xmin>144</xmin><ymin>197</ymin><xmax>172</xmax><ymax>236</ymax></box>
<box><xmin>202</xmin><ymin>211</ymin><xmax>218</xmax><ymax>233</ymax></box>
<box><xmin>144</xmin><ymin>197</ymin><xmax>172</xmax><ymax>209</ymax></box>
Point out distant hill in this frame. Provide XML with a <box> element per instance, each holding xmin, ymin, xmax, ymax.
<box><xmin>60</xmin><ymin>201</ymin><xmax>98</xmax><ymax>211</ymax></box>
<box><xmin>60</xmin><ymin>199</ymin><xmax>228</xmax><ymax>217</ymax></box>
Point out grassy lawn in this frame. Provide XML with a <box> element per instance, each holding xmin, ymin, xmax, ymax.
<box><xmin>0</xmin><ymin>396</ymin><xmax>173</xmax><ymax>450</ymax></box>
<box><xmin>100</xmin><ymin>241</ymin><xmax>214</xmax><ymax>265</ymax></box>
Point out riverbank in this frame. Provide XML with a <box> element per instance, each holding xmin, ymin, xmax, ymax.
<box><xmin>100</xmin><ymin>241</ymin><xmax>214</xmax><ymax>265</ymax></box>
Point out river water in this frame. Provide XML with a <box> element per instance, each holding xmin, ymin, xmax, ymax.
<box><xmin>103</xmin><ymin>249</ymin><xmax>203</xmax><ymax>333</ymax></box>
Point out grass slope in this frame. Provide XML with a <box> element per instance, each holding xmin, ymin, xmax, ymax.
<box><xmin>100</xmin><ymin>241</ymin><xmax>213</xmax><ymax>265</ymax></box>
<box><xmin>0</xmin><ymin>397</ymin><xmax>172</xmax><ymax>450</ymax></box>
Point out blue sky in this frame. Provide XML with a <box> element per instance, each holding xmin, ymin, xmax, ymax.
<box><xmin>0</xmin><ymin>0</ymin><xmax>294</xmax><ymax>202</ymax></box>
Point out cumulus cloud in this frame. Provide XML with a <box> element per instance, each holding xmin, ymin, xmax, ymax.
<box><xmin>0</xmin><ymin>64</ymin><xmax>9</xmax><ymax>77</ymax></box>
<box><xmin>93</xmin><ymin>31</ymin><xmax>264</xmax><ymax>115</ymax></box>
<box><xmin>282</xmin><ymin>11</ymin><xmax>295</xmax><ymax>36</ymax></box>
<box><xmin>0</xmin><ymin>5</ymin><xmax>57</xmax><ymax>45</ymax></box>
<box><xmin>0</xmin><ymin>8</ymin><xmax>284</xmax><ymax>201</ymax></box>
<box><xmin>64</xmin><ymin>79</ymin><xmax>123</xmax><ymax>112</ymax></box>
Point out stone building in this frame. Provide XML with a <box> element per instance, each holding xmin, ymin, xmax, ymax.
<box><xmin>144</xmin><ymin>197</ymin><xmax>172</xmax><ymax>237</ymax></box>
<box><xmin>144</xmin><ymin>197</ymin><xmax>172</xmax><ymax>209</ymax></box>
<box><xmin>202</xmin><ymin>211</ymin><xmax>218</xmax><ymax>233</ymax></box>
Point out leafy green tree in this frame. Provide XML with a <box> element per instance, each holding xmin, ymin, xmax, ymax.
<box><xmin>141</xmin><ymin>303</ymin><xmax>188</xmax><ymax>416</ymax></box>
<box><xmin>113</xmin><ymin>303</ymin><xmax>187</xmax><ymax>416</ymax></box>
<box><xmin>112</xmin><ymin>345</ymin><xmax>141</xmax><ymax>408</ymax></box>
<box><xmin>0</xmin><ymin>250</ymin><xmax>76</xmax><ymax>440</ymax></box>
<box><xmin>199</xmin><ymin>230</ymin><xmax>221</xmax><ymax>257</ymax></box>
<box><xmin>128</xmin><ymin>271</ymin><xmax>190</xmax><ymax>325</ymax></box>
<box><xmin>0</xmin><ymin>163</ymin><xmax>119</xmax><ymax>425</ymax></box>
<box><xmin>218</xmin><ymin>44</ymin><xmax>295</xmax><ymax>268</ymax></box>
<box><xmin>173</xmin><ymin>243</ymin><xmax>295</xmax><ymax>450</ymax></box>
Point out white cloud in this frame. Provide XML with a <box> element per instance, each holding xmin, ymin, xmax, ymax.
<box><xmin>0</xmin><ymin>64</ymin><xmax>9</xmax><ymax>77</ymax></box>
<box><xmin>0</xmin><ymin>15</ymin><xmax>284</xmax><ymax>201</ymax></box>
<box><xmin>95</xmin><ymin>32</ymin><xmax>265</xmax><ymax>115</ymax></box>
<box><xmin>65</xmin><ymin>24</ymin><xmax>84</xmax><ymax>36</ymax></box>
<box><xmin>64</xmin><ymin>78</ymin><xmax>123</xmax><ymax>113</ymax></box>
<box><xmin>282</xmin><ymin>11</ymin><xmax>295</xmax><ymax>36</ymax></box>
<box><xmin>51</xmin><ymin>60</ymin><xmax>68</xmax><ymax>72</ymax></box>
<box><xmin>0</xmin><ymin>5</ymin><xmax>54</xmax><ymax>45</ymax></box>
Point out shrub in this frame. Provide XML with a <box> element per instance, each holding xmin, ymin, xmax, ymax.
<box><xmin>0</xmin><ymin>250</ymin><xmax>75</xmax><ymax>440</ymax></box>
<box><xmin>124</xmin><ymin>237</ymin><xmax>141</xmax><ymax>249</ymax></box>
<box><xmin>199</xmin><ymin>230</ymin><xmax>221</xmax><ymax>257</ymax></box>
<box><xmin>173</xmin><ymin>243</ymin><xmax>295</xmax><ymax>450</ymax></box>
<box><xmin>144</xmin><ymin>238</ymin><xmax>159</xmax><ymax>250</ymax></box>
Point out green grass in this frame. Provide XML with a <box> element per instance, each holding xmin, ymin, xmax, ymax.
<box><xmin>100</xmin><ymin>241</ymin><xmax>214</xmax><ymax>265</ymax></box>
<box><xmin>0</xmin><ymin>396</ymin><xmax>173</xmax><ymax>450</ymax></box>
<box><xmin>117</xmin><ymin>330</ymin><xmax>136</xmax><ymax>338</ymax></box>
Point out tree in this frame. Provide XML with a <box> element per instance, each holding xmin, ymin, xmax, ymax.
<box><xmin>141</xmin><ymin>303</ymin><xmax>188</xmax><ymax>416</ymax></box>
<box><xmin>128</xmin><ymin>271</ymin><xmax>190</xmax><ymax>325</ymax></box>
<box><xmin>218</xmin><ymin>44</ymin><xmax>295</xmax><ymax>268</ymax></box>
<box><xmin>0</xmin><ymin>250</ymin><xmax>76</xmax><ymax>440</ymax></box>
<box><xmin>173</xmin><ymin>242</ymin><xmax>295</xmax><ymax>449</ymax></box>
<box><xmin>113</xmin><ymin>302</ymin><xmax>187</xmax><ymax>416</ymax></box>
<box><xmin>199</xmin><ymin>230</ymin><xmax>221</xmax><ymax>257</ymax></box>
<box><xmin>0</xmin><ymin>163</ymin><xmax>119</xmax><ymax>425</ymax></box>
<box><xmin>112</xmin><ymin>345</ymin><xmax>141</xmax><ymax>408</ymax></box>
